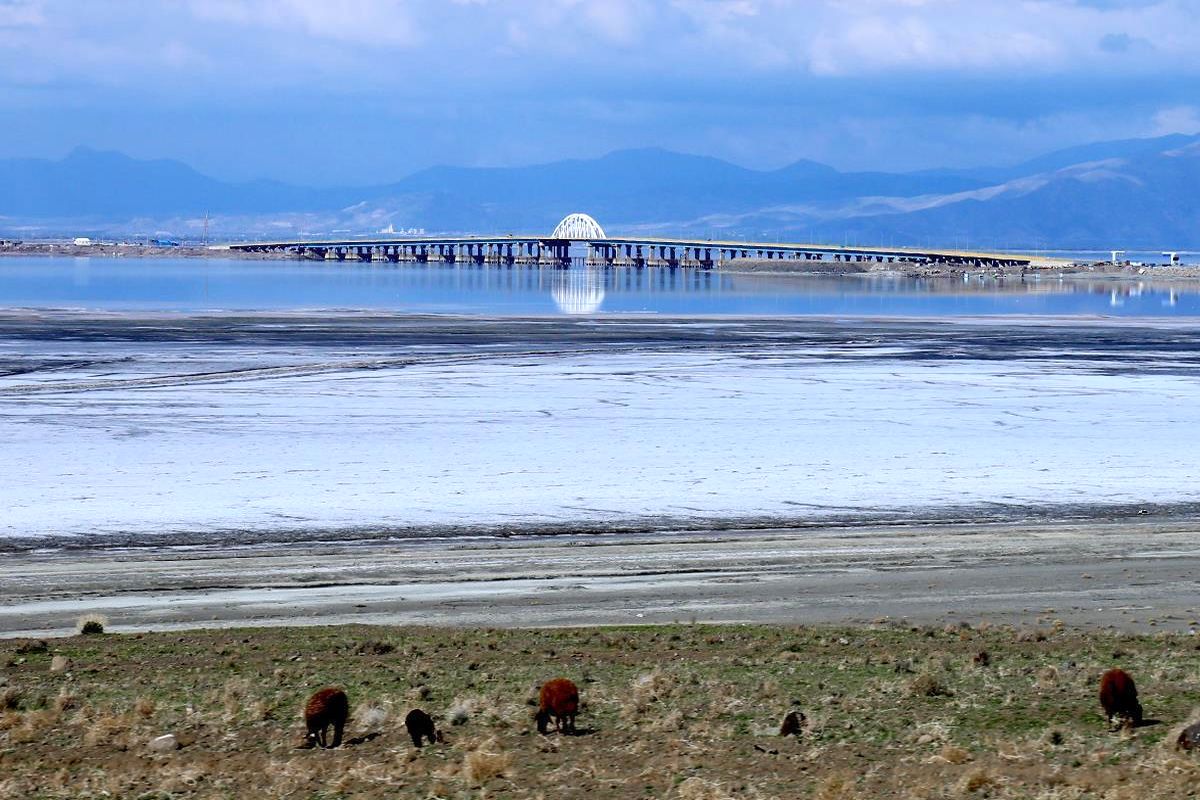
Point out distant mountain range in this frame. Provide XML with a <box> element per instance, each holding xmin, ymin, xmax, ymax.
<box><xmin>1</xmin><ymin>134</ymin><xmax>1197</xmax><ymax>248</ymax></box>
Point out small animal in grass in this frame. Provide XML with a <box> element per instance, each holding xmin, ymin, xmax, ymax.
<box><xmin>1098</xmin><ymin>668</ymin><xmax>1142</xmax><ymax>730</ymax></box>
<box><xmin>405</xmin><ymin>708</ymin><xmax>444</xmax><ymax>748</ymax></box>
<box><xmin>779</xmin><ymin>710</ymin><xmax>806</xmax><ymax>737</ymax></box>
<box><xmin>535</xmin><ymin>678</ymin><xmax>579</xmax><ymax>735</ymax></box>
<box><xmin>1177</xmin><ymin>722</ymin><xmax>1200</xmax><ymax>751</ymax></box>
<box><xmin>305</xmin><ymin>687</ymin><xmax>349</xmax><ymax>749</ymax></box>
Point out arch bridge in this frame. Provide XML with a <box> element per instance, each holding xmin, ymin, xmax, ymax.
<box><xmin>227</xmin><ymin>213</ymin><xmax>1061</xmax><ymax>269</ymax></box>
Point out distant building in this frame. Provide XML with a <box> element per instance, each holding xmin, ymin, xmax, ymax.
<box><xmin>73</xmin><ymin>237</ymin><xmax>93</xmax><ymax>246</ymax></box>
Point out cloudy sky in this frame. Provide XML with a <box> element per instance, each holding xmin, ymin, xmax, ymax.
<box><xmin>1</xmin><ymin>0</ymin><xmax>1198</xmax><ymax>183</ymax></box>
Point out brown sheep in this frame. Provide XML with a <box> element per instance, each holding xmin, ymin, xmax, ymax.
<box><xmin>535</xmin><ymin>678</ymin><xmax>579</xmax><ymax>735</ymax></box>
<box><xmin>305</xmin><ymin>687</ymin><xmax>349</xmax><ymax>748</ymax></box>
<box><xmin>405</xmin><ymin>708</ymin><xmax>443</xmax><ymax>748</ymax></box>
<box><xmin>1098</xmin><ymin>668</ymin><xmax>1142</xmax><ymax>730</ymax></box>
<box><xmin>779</xmin><ymin>710</ymin><xmax>806</xmax><ymax>737</ymax></box>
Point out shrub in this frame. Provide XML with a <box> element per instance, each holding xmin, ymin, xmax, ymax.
<box><xmin>910</xmin><ymin>673</ymin><xmax>952</xmax><ymax>698</ymax></box>
<box><xmin>462</xmin><ymin>737</ymin><xmax>510</xmax><ymax>785</ymax></box>
<box><xmin>76</xmin><ymin>614</ymin><xmax>108</xmax><ymax>636</ymax></box>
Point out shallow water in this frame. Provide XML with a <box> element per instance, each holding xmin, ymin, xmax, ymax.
<box><xmin>2</xmin><ymin>256</ymin><xmax>1198</xmax><ymax>316</ymax></box>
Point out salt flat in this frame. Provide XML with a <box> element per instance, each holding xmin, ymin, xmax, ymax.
<box><xmin>2</xmin><ymin>314</ymin><xmax>1200</xmax><ymax>549</ymax></box>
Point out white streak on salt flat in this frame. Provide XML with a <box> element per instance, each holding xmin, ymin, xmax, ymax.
<box><xmin>2</xmin><ymin>345</ymin><xmax>1199</xmax><ymax>539</ymax></box>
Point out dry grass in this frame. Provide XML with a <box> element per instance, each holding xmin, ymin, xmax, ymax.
<box><xmin>675</xmin><ymin>776</ymin><xmax>737</xmax><ymax>799</ymax></box>
<box><xmin>3</xmin><ymin>623</ymin><xmax>1200</xmax><ymax>798</ymax></box>
<box><xmin>461</xmin><ymin>735</ymin><xmax>512</xmax><ymax>784</ymax></box>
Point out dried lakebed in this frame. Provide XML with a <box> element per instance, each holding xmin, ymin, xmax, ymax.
<box><xmin>4</xmin><ymin>313</ymin><xmax>1200</xmax><ymax>637</ymax></box>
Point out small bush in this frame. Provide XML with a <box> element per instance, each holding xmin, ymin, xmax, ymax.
<box><xmin>448</xmin><ymin>696</ymin><xmax>478</xmax><ymax>726</ymax></box>
<box><xmin>0</xmin><ymin>686</ymin><xmax>21</xmax><ymax>711</ymax></box>
<box><xmin>355</xmin><ymin>702</ymin><xmax>388</xmax><ymax>731</ymax></box>
<box><xmin>910</xmin><ymin>673</ymin><xmax>952</xmax><ymax>698</ymax></box>
<box><xmin>133</xmin><ymin>697</ymin><xmax>156</xmax><ymax>718</ymax></box>
<box><xmin>14</xmin><ymin>640</ymin><xmax>47</xmax><ymax>655</ymax></box>
<box><xmin>76</xmin><ymin>614</ymin><xmax>108</xmax><ymax>636</ymax></box>
<box><xmin>958</xmin><ymin>768</ymin><xmax>995</xmax><ymax>794</ymax></box>
<box><xmin>940</xmin><ymin>744</ymin><xmax>970</xmax><ymax>764</ymax></box>
<box><xmin>462</xmin><ymin>736</ymin><xmax>510</xmax><ymax>784</ymax></box>
<box><xmin>676</xmin><ymin>777</ymin><xmax>737</xmax><ymax>800</ymax></box>
<box><xmin>53</xmin><ymin>687</ymin><xmax>79</xmax><ymax>712</ymax></box>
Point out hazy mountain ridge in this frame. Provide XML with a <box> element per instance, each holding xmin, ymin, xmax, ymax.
<box><xmin>1</xmin><ymin>135</ymin><xmax>1196</xmax><ymax>248</ymax></box>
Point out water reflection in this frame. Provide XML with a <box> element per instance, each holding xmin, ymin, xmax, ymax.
<box><xmin>2</xmin><ymin>257</ymin><xmax>1200</xmax><ymax>317</ymax></box>
<box><xmin>550</xmin><ymin>267</ymin><xmax>605</xmax><ymax>314</ymax></box>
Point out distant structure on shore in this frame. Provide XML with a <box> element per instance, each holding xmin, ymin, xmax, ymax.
<box><xmin>227</xmin><ymin>212</ymin><xmax>1065</xmax><ymax>270</ymax></box>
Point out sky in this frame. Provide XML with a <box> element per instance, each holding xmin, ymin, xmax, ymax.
<box><xmin>1</xmin><ymin>0</ymin><xmax>1199</xmax><ymax>184</ymax></box>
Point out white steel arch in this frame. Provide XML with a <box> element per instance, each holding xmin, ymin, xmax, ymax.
<box><xmin>551</xmin><ymin>213</ymin><xmax>606</xmax><ymax>240</ymax></box>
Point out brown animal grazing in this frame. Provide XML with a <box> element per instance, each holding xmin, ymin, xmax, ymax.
<box><xmin>536</xmin><ymin>678</ymin><xmax>579</xmax><ymax>735</ymax></box>
<box><xmin>1098</xmin><ymin>668</ymin><xmax>1142</xmax><ymax>730</ymax></box>
<box><xmin>1177</xmin><ymin>722</ymin><xmax>1200</xmax><ymax>750</ymax></box>
<box><xmin>405</xmin><ymin>708</ymin><xmax>443</xmax><ymax>747</ymax></box>
<box><xmin>779</xmin><ymin>710</ymin><xmax>806</xmax><ymax>737</ymax></box>
<box><xmin>305</xmin><ymin>687</ymin><xmax>349</xmax><ymax>749</ymax></box>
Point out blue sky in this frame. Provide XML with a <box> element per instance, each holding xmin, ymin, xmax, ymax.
<box><xmin>1</xmin><ymin>0</ymin><xmax>1198</xmax><ymax>184</ymax></box>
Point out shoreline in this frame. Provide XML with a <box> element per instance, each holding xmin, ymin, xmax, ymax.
<box><xmin>5</xmin><ymin>516</ymin><xmax>1200</xmax><ymax>639</ymax></box>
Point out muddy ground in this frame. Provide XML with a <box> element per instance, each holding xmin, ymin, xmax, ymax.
<box><xmin>6</xmin><ymin>518</ymin><xmax>1200</xmax><ymax>639</ymax></box>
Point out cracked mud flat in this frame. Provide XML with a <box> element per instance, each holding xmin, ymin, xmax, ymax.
<box><xmin>3</xmin><ymin>312</ymin><xmax>1200</xmax><ymax>636</ymax></box>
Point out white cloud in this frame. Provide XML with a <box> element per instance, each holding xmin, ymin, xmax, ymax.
<box><xmin>3</xmin><ymin>0</ymin><xmax>1199</xmax><ymax>88</ymax></box>
<box><xmin>0</xmin><ymin>0</ymin><xmax>43</xmax><ymax>28</ymax></box>
<box><xmin>1153</xmin><ymin>105</ymin><xmax>1200</xmax><ymax>136</ymax></box>
<box><xmin>186</xmin><ymin>0</ymin><xmax>420</xmax><ymax>46</ymax></box>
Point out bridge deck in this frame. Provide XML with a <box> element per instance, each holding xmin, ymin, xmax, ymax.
<box><xmin>224</xmin><ymin>234</ymin><xmax>1069</xmax><ymax>268</ymax></box>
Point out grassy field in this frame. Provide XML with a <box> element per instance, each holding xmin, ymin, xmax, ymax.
<box><xmin>3</xmin><ymin>621</ymin><xmax>1200</xmax><ymax>798</ymax></box>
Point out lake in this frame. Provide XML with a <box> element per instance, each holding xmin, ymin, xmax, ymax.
<box><xmin>1</xmin><ymin>256</ymin><xmax>1198</xmax><ymax>316</ymax></box>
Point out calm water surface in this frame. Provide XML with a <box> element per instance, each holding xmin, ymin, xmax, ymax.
<box><xmin>2</xmin><ymin>256</ymin><xmax>1198</xmax><ymax>317</ymax></box>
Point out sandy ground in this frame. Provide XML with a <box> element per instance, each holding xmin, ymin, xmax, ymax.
<box><xmin>4</xmin><ymin>517</ymin><xmax>1200</xmax><ymax>638</ymax></box>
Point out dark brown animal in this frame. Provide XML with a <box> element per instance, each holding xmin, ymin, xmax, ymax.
<box><xmin>1098</xmin><ymin>668</ymin><xmax>1142</xmax><ymax>730</ymax></box>
<box><xmin>779</xmin><ymin>710</ymin><xmax>806</xmax><ymax>737</ymax></box>
<box><xmin>405</xmin><ymin>708</ymin><xmax>443</xmax><ymax>747</ymax></box>
<box><xmin>305</xmin><ymin>687</ymin><xmax>349</xmax><ymax>748</ymax></box>
<box><xmin>535</xmin><ymin>677</ymin><xmax>579</xmax><ymax>735</ymax></box>
<box><xmin>1177</xmin><ymin>722</ymin><xmax>1200</xmax><ymax>750</ymax></box>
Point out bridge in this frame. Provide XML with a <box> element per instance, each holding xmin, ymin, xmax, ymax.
<box><xmin>225</xmin><ymin>213</ymin><xmax>1064</xmax><ymax>270</ymax></box>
